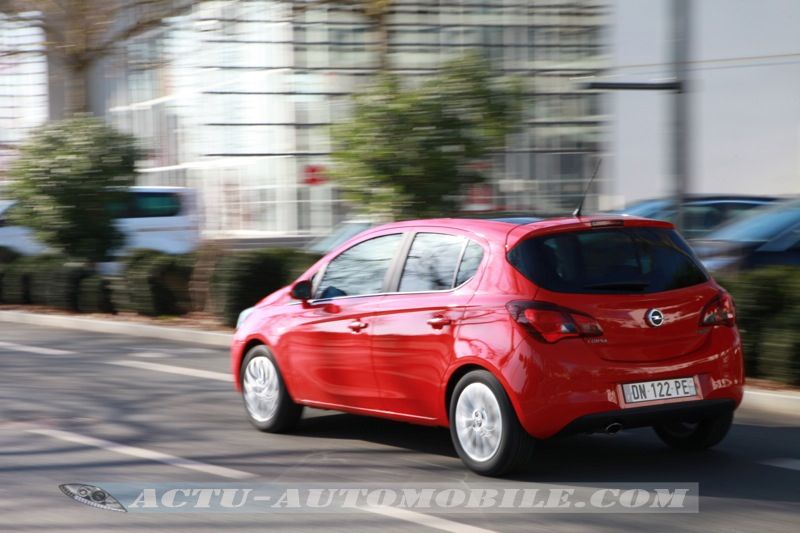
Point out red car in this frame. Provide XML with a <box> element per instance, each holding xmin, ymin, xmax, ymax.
<box><xmin>231</xmin><ymin>216</ymin><xmax>744</xmax><ymax>476</ymax></box>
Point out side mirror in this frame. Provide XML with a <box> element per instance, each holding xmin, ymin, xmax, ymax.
<box><xmin>290</xmin><ymin>280</ymin><xmax>313</xmax><ymax>301</ymax></box>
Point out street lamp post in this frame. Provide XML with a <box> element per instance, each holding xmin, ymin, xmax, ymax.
<box><xmin>584</xmin><ymin>0</ymin><xmax>691</xmax><ymax>231</ymax></box>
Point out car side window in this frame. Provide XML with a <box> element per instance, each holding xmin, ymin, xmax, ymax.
<box><xmin>315</xmin><ymin>233</ymin><xmax>402</xmax><ymax>299</ymax></box>
<box><xmin>682</xmin><ymin>205</ymin><xmax>723</xmax><ymax>237</ymax></box>
<box><xmin>723</xmin><ymin>202</ymin><xmax>762</xmax><ymax>222</ymax></box>
<box><xmin>132</xmin><ymin>192</ymin><xmax>182</xmax><ymax>218</ymax></box>
<box><xmin>399</xmin><ymin>233</ymin><xmax>465</xmax><ymax>292</ymax></box>
<box><xmin>455</xmin><ymin>241</ymin><xmax>484</xmax><ymax>286</ymax></box>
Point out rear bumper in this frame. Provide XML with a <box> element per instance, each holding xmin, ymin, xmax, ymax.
<box><xmin>503</xmin><ymin>326</ymin><xmax>745</xmax><ymax>439</ymax></box>
<box><xmin>553</xmin><ymin>398</ymin><xmax>736</xmax><ymax>437</ymax></box>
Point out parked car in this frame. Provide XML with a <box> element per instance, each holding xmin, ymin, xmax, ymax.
<box><xmin>692</xmin><ymin>198</ymin><xmax>800</xmax><ymax>272</ymax></box>
<box><xmin>0</xmin><ymin>186</ymin><xmax>201</xmax><ymax>256</ymax></box>
<box><xmin>232</xmin><ymin>216</ymin><xmax>743</xmax><ymax>475</ymax></box>
<box><xmin>611</xmin><ymin>195</ymin><xmax>778</xmax><ymax>239</ymax></box>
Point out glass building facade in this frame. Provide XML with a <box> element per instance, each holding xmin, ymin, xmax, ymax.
<box><xmin>0</xmin><ymin>14</ymin><xmax>48</xmax><ymax>186</ymax></box>
<box><xmin>104</xmin><ymin>0</ymin><xmax>608</xmax><ymax>236</ymax></box>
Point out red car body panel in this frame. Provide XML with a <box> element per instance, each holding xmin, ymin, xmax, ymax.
<box><xmin>232</xmin><ymin>216</ymin><xmax>744</xmax><ymax>439</ymax></box>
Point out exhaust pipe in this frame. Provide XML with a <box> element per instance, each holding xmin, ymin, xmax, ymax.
<box><xmin>604</xmin><ymin>422</ymin><xmax>623</xmax><ymax>435</ymax></box>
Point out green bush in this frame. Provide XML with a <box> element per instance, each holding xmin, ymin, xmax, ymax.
<box><xmin>0</xmin><ymin>263</ymin><xmax>10</xmax><ymax>303</ymax></box>
<box><xmin>116</xmin><ymin>250</ymin><xmax>194</xmax><ymax>316</ymax></box>
<box><xmin>210</xmin><ymin>248</ymin><xmax>318</xmax><ymax>327</ymax></box>
<box><xmin>0</xmin><ymin>255</ymin><xmax>89</xmax><ymax>310</ymax></box>
<box><xmin>77</xmin><ymin>275</ymin><xmax>114</xmax><ymax>313</ymax></box>
<box><xmin>46</xmin><ymin>262</ymin><xmax>90</xmax><ymax>311</ymax></box>
<box><xmin>27</xmin><ymin>256</ymin><xmax>64</xmax><ymax>305</ymax></box>
<box><xmin>0</xmin><ymin>246</ymin><xmax>320</xmax><ymax>327</ymax></box>
<box><xmin>8</xmin><ymin>116</ymin><xmax>139</xmax><ymax>262</ymax></box>
<box><xmin>0</xmin><ymin>246</ymin><xmax>20</xmax><ymax>265</ymax></box>
<box><xmin>110</xmin><ymin>249</ymin><xmax>164</xmax><ymax>313</ymax></box>
<box><xmin>717</xmin><ymin>266</ymin><xmax>800</xmax><ymax>385</ymax></box>
<box><xmin>0</xmin><ymin>256</ymin><xmax>36</xmax><ymax>304</ymax></box>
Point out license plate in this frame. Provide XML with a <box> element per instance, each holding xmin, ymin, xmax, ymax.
<box><xmin>622</xmin><ymin>377</ymin><xmax>698</xmax><ymax>404</ymax></box>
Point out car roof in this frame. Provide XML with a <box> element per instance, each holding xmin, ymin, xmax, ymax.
<box><xmin>361</xmin><ymin>215</ymin><xmax>673</xmax><ymax>249</ymax></box>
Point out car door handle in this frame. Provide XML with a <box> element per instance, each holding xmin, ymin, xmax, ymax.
<box><xmin>348</xmin><ymin>320</ymin><xmax>368</xmax><ymax>332</ymax></box>
<box><xmin>427</xmin><ymin>317</ymin><xmax>452</xmax><ymax>329</ymax></box>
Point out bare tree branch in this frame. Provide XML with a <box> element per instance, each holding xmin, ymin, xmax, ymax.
<box><xmin>86</xmin><ymin>0</ymin><xmax>193</xmax><ymax>60</ymax></box>
<box><xmin>291</xmin><ymin>0</ymin><xmax>357</xmax><ymax>15</ymax></box>
<box><xmin>0</xmin><ymin>48</ymin><xmax>41</xmax><ymax>58</ymax></box>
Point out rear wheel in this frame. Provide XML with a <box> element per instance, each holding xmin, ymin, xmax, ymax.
<box><xmin>241</xmin><ymin>345</ymin><xmax>303</xmax><ymax>433</ymax></box>
<box><xmin>449</xmin><ymin>370</ymin><xmax>534</xmax><ymax>476</ymax></box>
<box><xmin>653</xmin><ymin>410</ymin><xmax>733</xmax><ymax>450</ymax></box>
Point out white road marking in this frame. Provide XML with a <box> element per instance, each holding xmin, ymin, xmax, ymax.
<box><xmin>171</xmin><ymin>347</ymin><xmax>219</xmax><ymax>354</ymax></box>
<box><xmin>760</xmin><ymin>458</ymin><xmax>800</xmax><ymax>472</ymax></box>
<box><xmin>129</xmin><ymin>351</ymin><xmax>170</xmax><ymax>358</ymax></box>
<box><xmin>745</xmin><ymin>390</ymin><xmax>800</xmax><ymax>401</ymax></box>
<box><xmin>361</xmin><ymin>506</ymin><xmax>498</xmax><ymax>533</ymax></box>
<box><xmin>108</xmin><ymin>360</ymin><xmax>231</xmax><ymax>382</ymax></box>
<box><xmin>27</xmin><ymin>428</ymin><xmax>254</xmax><ymax>479</ymax></box>
<box><xmin>0</xmin><ymin>340</ymin><xmax>73</xmax><ymax>355</ymax></box>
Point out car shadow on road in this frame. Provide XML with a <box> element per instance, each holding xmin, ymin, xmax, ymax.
<box><xmin>291</xmin><ymin>411</ymin><xmax>800</xmax><ymax>504</ymax></box>
<box><xmin>294</xmin><ymin>411</ymin><xmax>456</xmax><ymax>458</ymax></box>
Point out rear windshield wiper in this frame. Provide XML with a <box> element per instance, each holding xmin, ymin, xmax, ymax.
<box><xmin>583</xmin><ymin>281</ymin><xmax>650</xmax><ymax>290</ymax></box>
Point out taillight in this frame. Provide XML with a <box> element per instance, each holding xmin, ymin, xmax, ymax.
<box><xmin>700</xmin><ymin>292</ymin><xmax>736</xmax><ymax>327</ymax></box>
<box><xmin>506</xmin><ymin>301</ymin><xmax>603</xmax><ymax>343</ymax></box>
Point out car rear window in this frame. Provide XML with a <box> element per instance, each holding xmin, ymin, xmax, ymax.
<box><xmin>508</xmin><ymin>227</ymin><xmax>708</xmax><ymax>294</ymax></box>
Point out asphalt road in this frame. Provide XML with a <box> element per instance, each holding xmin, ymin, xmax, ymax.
<box><xmin>1</xmin><ymin>323</ymin><xmax>798</xmax><ymax>532</ymax></box>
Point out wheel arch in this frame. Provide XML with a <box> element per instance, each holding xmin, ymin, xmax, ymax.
<box><xmin>235</xmin><ymin>337</ymin><xmax>274</xmax><ymax>386</ymax></box>
<box><xmin>443</xmin><ymin>361</ymin><xmax>524</xmax><ymax>428</ymax></box>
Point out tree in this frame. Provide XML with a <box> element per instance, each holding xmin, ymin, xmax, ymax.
<box><xmin>0</xmin><ymin>1</ymin><xmax>392</xmax><ymax>114</ymax></box>
<box><xmin>329</xmin><ymin>54</ymin><xmax>522</xmax><ymax>219</ymax></box>
<box><xmin>0</xmin><ymin>1</ymin><xmax>193</xmax><ymax>115</ymax></box>
<box><xmin>8</xmin><ymin>116</ymin><xmax>140</xmax><ymax>263</ymax></box>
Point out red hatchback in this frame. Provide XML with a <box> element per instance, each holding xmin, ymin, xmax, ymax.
<box><xmin>231</xmin><ymin>216</ymin><xmax>744</xmax><ymax>475</ymax></box>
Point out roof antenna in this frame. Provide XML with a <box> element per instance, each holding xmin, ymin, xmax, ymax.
<box><xmin>572</xmin><ymin>158</ymin><xmax>602</xmax><ymax>218</ymax></box>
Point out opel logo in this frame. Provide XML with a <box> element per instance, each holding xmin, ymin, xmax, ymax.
<box><xmin>646</xmin><ymin>309</ymin><xmax>665</xmax><ymax>327</ymax></box>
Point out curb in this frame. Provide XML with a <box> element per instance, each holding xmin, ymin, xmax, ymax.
<box><xmin>0</xmin><ymin>310</ymin><xmax>231</xmax><ymax>348</ymax></box>
<box><xmin>742</xmin><ymin>389</ymin><xmax>800</xmax><ymax>417</ymax></box>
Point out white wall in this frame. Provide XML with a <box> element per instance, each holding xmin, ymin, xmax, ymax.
<box><xmin>607</xmin><ymin>0</ymin><xmax>800</xmax><ymax>208</ymax></box>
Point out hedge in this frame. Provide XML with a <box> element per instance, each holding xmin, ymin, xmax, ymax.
<box><xmin>716</xmin><ymin>266</ymin><xmax>800</xmax><ymax>385</ymax></box>
<box><xmin>112</xmin><ymin>250</ymin><xmax>194</xmax><ymax>316</ymax></box>
<box><xmin>210</xmin><ymin>248</ymin><xmax>318</xmax><ymax>327</ymax></box>
<box><xmin>0</xmin><ymin>246</ymin><xmax>20</xmax><ymax>265</ymax></box>
<box><xmin>0</xmin><ymin>255</ymin><xmax>89</xmax><ymax>310</ymax></box>
<box><xmin>77</xmin><ymin>275</ymin><xmax>114</xmax><ymax>313</ymax></box>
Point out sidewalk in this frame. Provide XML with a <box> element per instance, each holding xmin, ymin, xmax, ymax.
<box><xmin>0</xmin><ymin>309</ymin><xmax>231</xmax><ymax>347</ymax></box>
<box><xmin>1</xmin><ymin>308</ymin><xmax>798</xmax><ymax>415</ymax></box>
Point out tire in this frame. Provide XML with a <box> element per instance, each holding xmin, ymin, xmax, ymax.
<box><xmin>449</xmin><ymin>370</ymin><xmax>534</xmax><ymax>476</ymax></box>
<box><xmin>653</xmin><ymin>410</ymin><xmax>734</xmax><ymax>450</ymax></box>
<box><xmin>240</xmin><ymin>345</ymin><xmax>303</xmax><ymax>433</ymax></box>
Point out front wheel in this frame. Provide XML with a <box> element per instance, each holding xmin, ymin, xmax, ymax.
<box><xmin>240</xmin><ymin>345</ymin><xmax>303</xmax><ymax>433</ymax></box>
<box><xmin>449</xmin><ymin>370</ymin><xmax>534</xmax><ymax>476</ymax></box>
<box><xmin>653</xmin><ymin>410</ymin><xmax>733</xmax><ymax>450</ymax></box>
